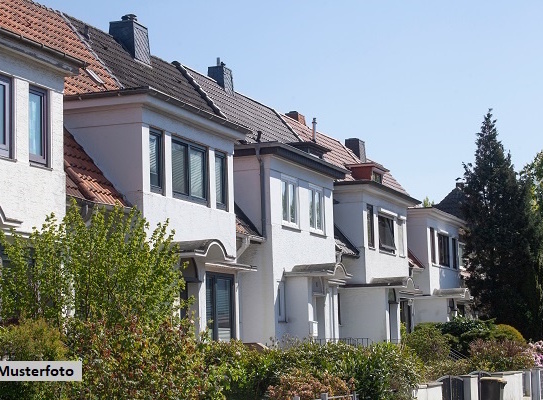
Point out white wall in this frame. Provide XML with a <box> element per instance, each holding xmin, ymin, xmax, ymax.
<box><xmin>0</xmin><ymin>47</ymin><xmax>67</xmax><ymax>234</ymax></box>
<box><xmin>414</xmin><ymin>297</ymin><xmax>449</xmax><ymax>324</ymax></box>
<box><xmin>339</xmin><ymin>287</ymin><xmax>389</xmax><ymax>343</ymax></box>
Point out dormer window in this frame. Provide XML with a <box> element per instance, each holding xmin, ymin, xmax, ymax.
<box><xmin>372</xmin><ymin>171</ymin><xmax>383</xmax><ymax>184</ymax></box>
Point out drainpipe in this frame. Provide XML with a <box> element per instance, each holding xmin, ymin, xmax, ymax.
<box><xmin>256</xmin><ymin>131</ymin><xmax>267</xmax><ymax>238</ymax></box>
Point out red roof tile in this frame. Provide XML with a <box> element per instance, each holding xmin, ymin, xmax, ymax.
<box><xmin>0</xmin><ymin>0</ymin><xmax>120</xmax><ymax>94</ymax></box>
<box><xmin>282</xmin><ymin>114</ymin><xmax>409</xmax><ymax>195</ymax></box>
<box><xmin>64</xmin><ymin>129</ymin><xmax>128</xmax><ymax>207</ymax></box>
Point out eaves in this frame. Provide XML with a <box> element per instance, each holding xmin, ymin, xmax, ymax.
<box><xmin>335</xmin><ymin>179</ymin><xmax>420</xmax><ymax>206</ymax></box>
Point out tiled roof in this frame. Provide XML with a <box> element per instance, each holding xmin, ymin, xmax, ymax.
<box><xmin>0</xmin><ymin>0</ymin><xmax>120</xmax><ymax>95</ymax></box>
<box><xmin>435</xmin><ymin>187</ymin><xmax>465</xmax><ymax>220</ymax></box>
<box><xmin>334</xmin><ymin>225</ymin><xmax>359</xmax><ymax>258</ymax></box>
<box><xmin>64</xmin><ymin>129</ymin><xmax>128</xmax><ymax>207</ymax></box>
<box><xmin>64</xmin><ymin>15</ymin><xmax>217</xmax><ymax>114</ymax></box>
<box><xmin>185</xmin><ymin>66</ymin><xmax>300</xmax><ymax>144</ymax></box>
<box><xmin>235</xmin><ymin>204</ymin><xmax>261</xmax><ymax>238</ymax></box>
<box><xmin>282</xmin><ymin>114</ymin><xmax>409</xmax><ymax>195</ymax></box>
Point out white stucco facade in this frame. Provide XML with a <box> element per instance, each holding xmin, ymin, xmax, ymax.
<box><xmin>0</xmin><ymin>37</ymin><xmax>80</xmax><ymax>236</ymax></box>
<box><xmin>235</xmin><ymin>152</ymin><xmax>343</xmax><ymax>344</ymax></box>
<box><xmin>407</xmin><ymin>207</ymin><xmax>471</xmax><ymax>325</ymax></box>
<box><xmin>334</xmin><ymin>182</ymin><xmax>419</xmax><ymax>343</ymax></box>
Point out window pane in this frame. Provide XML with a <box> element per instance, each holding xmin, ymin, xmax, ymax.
<box><xmin>378</xmin><ymin>216</ymin><xmax>395</xmax><ymax>252</ymax></box>
<box><xmin>216</xmin><ymin>277</ymin><xmax>232</xmax><ymax>342</ymax></box>
<box><xmin>172</xmin><ymin>141</ymin><xmax>187</xmax><ymax>194</ymax></box>
<box><xmin>0</xmin><ymin>84</ymin><xmax>5</xmax><ymax>146</ymax></box>
<box><xmin>367</xmin><ymin>205</ymin><xmax>375</xmax><ymax>247</ymax></box>
<box><xmin>430</xmin><ymin>228</ymin><xmax>436</xmax><ymax>263</ymax></box>
<box><xmin>316</xmin><ymin>192</ymin><xmax>322</xmax><ymax>230</ymax></box>
<box><xmin>149</xmin><ymin>133</ymin><xmax>161</xmax><ymax>188</ymax></box>
<box><xmin>309</xmin><ymin>190</ymin><xmax>315</xmax><ymax>228</ymax></box>
<box><xmin>215</xmin><ymin>154</ymin><xmax>225</xmax><ymax>205</ymax></box>
<box><xmin>438</xmin><ymin>234</ymin><xmax>450</xmax><ymax>266</ymax></box>
<box><xmin>189</xmin><ymin>147</ymin><xmax>205</xmax><ymax>199</ymax></box>
<box><xmin>282</xmin><ymin>181</ymin><xmax>288</xmax><ymax>221</ymax></box>
<box><xmin>206</xmin><ymin>277</ymin><xmax>213</xmax><ymax>331</ymax></box>
<box><xmin>289</xmin><ymin>183</ymin><xmax>296</xmax><ymax>223</ymax></box>
<box><xmin>29</xmin><ymin>91</ymin><xmax>43</xmax><ymax>156</ymax></box>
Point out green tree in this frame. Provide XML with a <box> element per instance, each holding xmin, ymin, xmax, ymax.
<box><xmin>0</xmin><ymin>202</ymin><xmax>182</xmax><ymax>327</ymax></box>
<box><xmin>462</xmin><ymin>110</ymin><xmax>542</xmax><ymax>338</ymax></box>
<box><xmin>422</xmin><ymin>196</ymin><xmax>434</xmax><ymax>207</ymax></box>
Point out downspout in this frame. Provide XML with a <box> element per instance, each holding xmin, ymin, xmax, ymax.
<box><xmin>256</xmin><ymin>131</ymin><xmax>267</xmax><ymax>238</ymax></box>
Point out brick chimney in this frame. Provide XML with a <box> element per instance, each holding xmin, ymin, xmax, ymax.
<box><xmin>208</xmin><ymin>58</ymin><xmax>234</xmax><ymax>95</ymax></box>
<box><xmin>345</xmin><ymin>138</ymin><xmax>366</xmax><ymax>162</ymax></box>
<box><xmin>285</xmin><ymin>111</ymin><xmax>306</xmax><ymax>126</ymax></box>
<box><xmin>109</xmin><ymin>14</ymin><xmax>151</xmax><ymax>65</ymax></box>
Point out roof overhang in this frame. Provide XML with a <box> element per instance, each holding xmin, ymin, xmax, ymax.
<box><xmin>205</xmin><ymin>261</ymin><xmax>257</xmax><ymax>272</ymax></box>
<box><xmin>334</xmin><ymin>179</ymin><xmax>420</xmax><ymax>206</ymax></box>
<box><xmin>407</xmin><ymin>206</ymin><xmax>466</xmax><ymax>226</ymax></box>
<box><xmin>175</xmin><ymin>239</ymin><xmax>235</xmax><ymax>261</ymax></box>
<box><xmin>234</xmin><ymin>142</ymin><xmax>348</xmax><ymax>180</ymax></box>
<box><xmin>285</xmin><ymin>262</ymin><xmax>352</xmax><ymax>282</ymax></box>
<box><xmin>64</xmin><ymin>87</ymin><xmax>251</xmax><ymax>139</ymax></box>
<box><xmin>433</xmin><ymin>287</ymin><xmax>472</xmax><ymax>301</ymax></box>
<box><xmin>0</xmin><ymin>28</ymin><xmax>86</xmax><ymax>75</ymax></box>
<box><xmin>343</xmin><ymin>276</ymin><xmax>421</xmax><ymax>295</ymax></box>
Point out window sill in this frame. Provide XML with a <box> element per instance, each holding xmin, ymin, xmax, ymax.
<box><xmin>379</xmin><ymin>249</ymin><xmax>397</xmax><ymax>257</ymax></box>
<box><xmin>29</xmin><ymin>162</ymin><xmax>52</xmax><ymax>171</ymax></box>
<box><xmin>281</xmin><ymin>223</ymin><xmax>301</xmax><ymax>232</ymax></box>
<box><xmin>0</xmin><ymin>155</ymin><xmax>16</xmax><ymax>163</ymax></box>
<box><xmin>309</xmin><ymin>230</ymin><xmax>326</xmax><ymax>238</ymax></box>
<box><xmin>173</xmin><ymin>192</ymin><xmax>209</xmax><ymax>207</ymax></box>
<box><xmin>150</xmin><ymin>187</ymin><xmax>164</xmax><ymax>195</ymax></box>
<box><xmin>367</xmin><ymin>246</ymin><xmax>376</xmax><ymax>251</ymax></box>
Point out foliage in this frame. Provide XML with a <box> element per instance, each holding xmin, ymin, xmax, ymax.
<box><xmin>437</xmin><ymin>317</ymin><xmax>495</xmax><ymax>355</ymax></box>
<box><xmin>423</xmin><ymin>359</ymin><xmax>471</xmax><ymax>382</ymax></box>
<box><xmin>0</xmin><ymin>202</ymin><xmax>181</xmax><ymax>327</ymax></box>
<box><xmin>422</xmin><ymin>196</ymin><xmax>434</xmax><ymax>207</ymax></box>
<box><xmin>523</xmin><ymin>150</ymin><xmax>543</xmax><ymax>215</ymax></box>
<box><xmin>493</xmin><ymin>324</ymin><xmax>526</xmax><ymax>343</ymax></box>
<box><xmin>404</xmin><ymin>323</ymin><xmax>450</xmax><ymax>363</ymax></box>
<box><xmin>461</xmin><ymin>110</ymin><xmax>542</xmax><ymax>339</ymax></box>
<box><xmin>267</xmin><ymin>369</ymin><xmax>352</xmax><ymax>400</ymax></box>
<box><xmin>65</xmin><ymin>317</ymin><xmax>223</xmax><ymax>400</ymax></box>
<box><xmin>468</xmin><ymin>339</ymin><xmax>534</xmax><ymax>372</ymax></box>
<box><xmin>529</xmin><ymin>340</ymin><xmax>543</xmax><ymax>367</ymax></box>
<box><xmin>0</xmin><ymin>319</ymin><xmax>69</xmax><ymax>400</ymax></box>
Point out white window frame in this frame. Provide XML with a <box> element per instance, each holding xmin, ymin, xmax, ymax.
<box><xmin>438</xmin><ymin>233</ymin><xmax>450</xmax><ymax>267</ymax></box>
<box><xmin>281</xmin><ymin>175</ymin><xmax>298</xmax><ymax>227</ymax></box>
<box><xmin>378</xmin><ymin>214</ymin><xmax>396</xmax><ymax>254</ymax></box>
<box><xmin>308</xmin><ymin>184</ymin><xmax>324</xmax><ymax>233</ymax></box>
<box><xmin>277</xmin><ymin>281</ymin><xmax>286</xmax><ymax>322</ymax></box>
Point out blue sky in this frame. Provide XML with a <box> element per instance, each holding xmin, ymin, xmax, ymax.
<box><xmin>41</xmin><ymin>0</ymin><xmax>543</xmax><ymax>203</ymax></box>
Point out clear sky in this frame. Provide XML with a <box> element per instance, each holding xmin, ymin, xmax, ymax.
<box><xmin>40</xmin><ymin>0</ymin><xmax>543</xmax><ymax>203</ymax></box>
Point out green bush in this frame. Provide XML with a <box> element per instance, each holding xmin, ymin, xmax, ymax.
<box><xmin>267</xmin><ymin>369</ymin><xmax>352</xmax><ymax>400</ymax></box>
<box><xmin>469</xmin><ymin>339</ymin><xmax>534</xmax><ymax>372</ymax></box>
<box><xmin>404</xmin><ymin>324</ymin><xmax>450</xmax><ymax>363</ymax></box>
<box><xmin>423</xmin><ymin>359</ymin><xmax>471</xmax><ymax>381</ymax></box>
<box><xmin>438</xmin><ymin>317</ymin><xmax>496</xmax><ymax>355</ymax></box>
<box><xmin>493</xmin><ymin>324</ymin><xmax>526</xmax><ymax>343</ymax></box>
<box><xmin>0</xmin><ymin>319</ymin><xmax>69</xmax><ymax>400</ymax></box>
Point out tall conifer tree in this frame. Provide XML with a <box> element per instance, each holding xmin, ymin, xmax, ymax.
<box><xmin>462</xmin><ymin>110</ymin><xmax>541</xmax><ymax>338</ymax></box>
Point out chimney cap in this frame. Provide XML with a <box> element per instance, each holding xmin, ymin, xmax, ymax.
<box><xmin>122</xmin><ymin>14</ymin><xmax>137</xmax><ymax>21</ymax></box>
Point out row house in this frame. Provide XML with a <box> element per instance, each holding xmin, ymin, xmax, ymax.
<box><xmin>0</xmin><ymin>0</ymin><xmax>472</xmax><ymax>344</ymax></box>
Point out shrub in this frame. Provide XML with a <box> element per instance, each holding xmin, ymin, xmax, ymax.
<box><xmin>267</xmin><ymin>369</ymin><xmax>352</xmax><ymax>400</ymax></box>
<box><xmin>423</xmin><ymin>359</ymin><xmax>471</xmax><ymax>381</ymax></box>
<box><xmin>404</xmin><ymin>324</ymin><xmax>450</xmax><ymax>363</ymax></box>
<box><xmin>493</xmin><ymin>324</ymin><xmax>525</xmax><ymax>343</ymax></box>
<box><xmin>438</xmin><ymin>317</ymin><xmax>495</xmax><ymax>354</ymax></box>
<box><xmin>0</xmin><ymin>319</ymin><xmax>69</xmax><ymax>400</ymax></box>
<box><xmin>469</xmin><ymin>339</ymin><xmax>535</xmax><ymax>372</ymax></box>
<box><xmin>529</xmin><ymin>340</ymin><xmax>543</xmax><ymax>367</ymax></box>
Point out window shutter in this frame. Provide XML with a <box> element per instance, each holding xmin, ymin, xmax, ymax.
<box><xmin>0</xmin><ymin>84</ymin><xmax>5</xmax><ymax>146</ymax></box>
<box><xmin>316</xmin><ymin>192</ymin><xmax>322</xmax><ymax>230</ymax></box>
<box><xmin>190</xmin><ymin>147</ymin><xmax>205</xmax><ymax>199</ymax></box>
<box><xmin>172</xmin><ymin>141</ymin><xmax>187</xmax><ymax>194</ymax></box>
<box><xmin>215</xmin><ymin>154</ymin><xmax>225</xmax><ymax>205</ymax></box>
<box><xmin>149</xmin><ymin>133</ymin><xmax>161</xmax><ymax>188</ymax></box>
<box><xmin>28</xmin><ymin>91</ymin><xmax>43</xmax><ymax>156</ymax></box>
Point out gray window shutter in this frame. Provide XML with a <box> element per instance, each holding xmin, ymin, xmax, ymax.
<box><xmin>172</xmin><ymin>141</ymin><xmax>187</xmax><ymax>194</ymax></box>
<box><xmin>190</xmin><ymin>147</ymin><xmax>205</xmax><ymax>199</ymax></box>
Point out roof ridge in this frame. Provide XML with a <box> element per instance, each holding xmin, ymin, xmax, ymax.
<box><xmin>58</xmin><ymin>12</ymin><xmax>124</xmax><ymax>89</ymax></box>
<box><xmin>172</xmin><ymin>61</ymin><xmax>226</xmax><ymax>118</ymax></box>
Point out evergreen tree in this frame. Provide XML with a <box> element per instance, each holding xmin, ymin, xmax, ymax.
<box><xmin>462</xmin><ymin>110</ymin><xmax>542</xmax><ymax>339</ymax></box>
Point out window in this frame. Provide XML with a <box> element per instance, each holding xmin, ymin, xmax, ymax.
<box><xmin>372</xmin><ymin>171</ymin><xmax>383</xmax><ymax>184</ymax></box>
<box><xmin>171</xmin><ymin>137</ymin><xmax>207</xmax><ymax>201</ymax></box>
<box><xmin>452</xmin><ymin>238</ymin><xmax>458</xmax><ymax>269</ymax></box>
<box><xmin>277</xmin><ymin>281</ymin><xmax>286</xmax><ymax>322</ymax></box>
<box><xmin>309</xmin><ymin>186</ymin><xmax>324</xmax><ymax>231</ymax></box>
<box><xmin>0</xmin><ymin>75</ymin><xmax>11</xmax><ymax>158</ymax></box>
<box><xmin>397</xmin><ymin>219</ymin><xmax>405</xmax><ymax>257</ymax></box>
<box><xmin>149</xmin><ymin>130</ymin><xmax>162</xmax><ymax>191</ymax></box>
<box><xmin>367</xmin><ymin>204</ymin><xmax>375</xmax><ymax>248</ymax></box>
<box><xmin>378</xmin><ymin>215</ymin><xmax>396</xmax><ymax>253</ymax></box>
<box><xmin>430</xmin><ymin>228</ymin><xmax>436</xmax><ymax>264</ymax></box>
<box><xmin>206</xmin><ymin>273</ymin><xmax>235</xmax><ymax>341</ymax></box>
<box><xmin>337</xmin><ymin>292</ymin><xmax>342</xmax><ymax>325</ymax></box>
<box><xmin>438</xmin><ymin>234</ymin><xmax>450</xmax><ymax>266</ymax></box>
<box><xmin>215</xmin><ymin>152</ymin><xmax>226</xmax><ymax>208</ymax></box>
<box><xmin>281</xmin><ymin>177</ymin><xmax>297</xmax><ymax>225</ymax></box>
<box><xmin>29</xmin><ymin>86</ymin><xmax>47</xmax><ymax>164</ymax></box>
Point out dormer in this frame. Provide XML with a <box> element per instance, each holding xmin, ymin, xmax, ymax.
<box><xmin>345</xmin><ymin>162</ymin><xmax>389</xmax><ymax>183</ymax></box>
<box><xmin>287</xmin><ymin>141</ymin><xmax>331</xmax><ymax>159</ymax></box>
